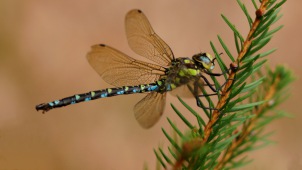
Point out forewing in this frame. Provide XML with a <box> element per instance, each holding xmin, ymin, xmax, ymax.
<box><xmin>134</xmin><ymin>92</ymin><xmax>166</xmax><ymax>128</ymax></box>
<box><xmin>125</xmin><ymin>9</ymin><xmax>174</xmax><ymax>66</ymax></box>
<box><xmin>86</xmin><ymin>44</ymin><xmax>165</xmax><ymax>86</ymax></box>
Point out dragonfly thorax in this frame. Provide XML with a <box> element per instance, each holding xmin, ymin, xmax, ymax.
<box><xmin>158</xmin><ymin>57</ymin><xmax>203</xmax><ymax>92</ymax></box>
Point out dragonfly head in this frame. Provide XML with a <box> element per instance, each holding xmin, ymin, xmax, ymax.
<box><xmin>192</xmin><ymin>53</ymin><xmax>215</xmax><ymax>71</ymax></box>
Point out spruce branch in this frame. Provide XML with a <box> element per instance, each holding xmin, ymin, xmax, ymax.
<box><xmin>153</xmin><ymin>0</ymin><xmax>292</xmax><ymax>170</ymax></box>
<box><xmin>172</xmin><ymin>1</ymin><xmax>273</xmax><ymax>168</ymax></box>
<box><xmin>214</xmin><ymin>66</ymin><xmax>294</xmax><ymax>169</ymax></box>
<box><xmin>203</xmin><ymin>0</ymin><xmax>271</xmax><ymax>144</ymax></box>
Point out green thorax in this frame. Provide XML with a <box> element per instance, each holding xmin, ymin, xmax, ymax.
<box><xmin>157</xmin><ymin>57</ymin><xmax>201</xmax><ymax>93</ymax></box>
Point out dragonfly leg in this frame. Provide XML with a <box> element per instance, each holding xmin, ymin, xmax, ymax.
<box><xmin>199</xmin><ymin>61</ymin><xmax>238</xmax><ymax>93</ymax></box>
<box><xmin>195</xmin><ymin>96</ymin><xmax>220</xmax><ymax>111</ymax></box>
<box><xmin>200</xmin><ymin>63</ymin><xmax>238</xmax><ymax>94</ymax></box>
<box><xmin>194</xmin><ymin>76</ymin><xmax>231</xmax><ymax>109</ymax></box>
<box><xmin>204</xmin><ymin>67</ymin><xmax>230</xmax><ymax>77</ymax></box>
<box><xmin>200</xmin><ymin>74</ymin><xmax>218</xmax><ymax>93</ymax></box>
<box><xmin>197</xmin><ymin>77</ymin><xmax>236</xmax><ymax>98</ymax></box>
<box><xmin>195</xmin><ymin>62</ymin><xmax>238</xmax><ymax>109</ymax></box>
<box><xmin>194</xmin><ymin>80</ymin><xmax>219</xmax><ymax>110</ymax></box>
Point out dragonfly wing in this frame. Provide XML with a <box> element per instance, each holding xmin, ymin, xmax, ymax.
<box><xmin>87</xmin><ymin>44</ymin><xmax>166</xmax><ymax>86</ymax></box>
<box><xmin>169</xmin><ymin>79</ymin><xmax>205</xmax><ymax>98</ymax></box>
<box><xmin>125</xmin><ymin>9</ymin><xmax>174</xmax><ymax>66</ymax></box>
<box><xmin>134</xmin><ymin>92</ymin><xmax>166</xmax><ymax>128</ymax></box>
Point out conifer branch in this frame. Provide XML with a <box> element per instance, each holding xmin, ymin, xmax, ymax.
<box><xmin>215</xmin><ymin>70</ymin><xmax>280</xmax><ymax>169</ymax></box>
<box><xmin>172</xmin><ymin>1</ymin><xmax>272</xmax><ymax>168</ymax></box>
<box><xmin>154</xmin><ymin>1</ymin><xmax>291</xmax><ymax>169</ymax></box>
<box><xmin>203</xmin><ymin>0</ymin><xmax>270</xmax><ymax>145</ymax></box>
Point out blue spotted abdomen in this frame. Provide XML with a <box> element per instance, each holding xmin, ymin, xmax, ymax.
<box><xmin>36</xmin><ymin>81</ymin><xmax>161</xmax><ymax>112</ymax></box>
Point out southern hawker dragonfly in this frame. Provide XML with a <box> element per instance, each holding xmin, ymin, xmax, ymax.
<box><xmin>36</xmin><ymin>9</ymin><xmax>233</xmax><ymax>128</ymax></box>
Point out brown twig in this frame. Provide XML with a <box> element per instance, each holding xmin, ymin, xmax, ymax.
<box><xmin>172</xmin><ymin>1</ymin><xmax>271</xmax><ymax>169</ymax></box>
<box><xmin>203</xmin><ymin>0</ymin><xmax>270</xmax><ymax>145</ymax></box>
<box><xmin>214</xmin><ymin>75</ymin><xmax>280</xmax><ymax>170</ymax></box>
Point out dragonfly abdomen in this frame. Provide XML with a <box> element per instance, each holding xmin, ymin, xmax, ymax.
<box><xmin>36</xmin><ymin>82</ymin><xmax>161</xmax><ymax>112</ymax></box>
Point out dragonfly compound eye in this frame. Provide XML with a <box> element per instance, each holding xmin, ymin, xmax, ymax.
<box><xmin>193</xmin><ymin>53</ymin><xmax>215</xmax><ymax>70</ymax></box>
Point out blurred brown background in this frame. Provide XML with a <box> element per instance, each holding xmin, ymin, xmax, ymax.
<box><xmin>0</xmin><ymin>0</ymin><xmax>301</xmax><ymax>169</ymax></box>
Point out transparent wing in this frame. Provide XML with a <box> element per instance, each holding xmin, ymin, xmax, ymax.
<box><xmin>170</xmin><ymin>79</ymin><xmax>205</xmax><ymax>98</ymax></box>
<box><xmin>125</xmin><ymin>9</ymin><xmax>174</xmax><ymax>66</ymax></box>
<box><xmin>134</xmin><ymin>92</ymin><xmax>166</xmax><ymax>128</ymax></box>
<box><xmin>86</xmin><ymin>44</ymin><xmax>166</xmax><ymax>86</ymax></box>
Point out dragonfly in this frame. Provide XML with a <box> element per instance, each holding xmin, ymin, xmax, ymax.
<box><xmin>36</xmin><ymin>9</ymin><xmax>231</xmax><ymax>128</ymax></box>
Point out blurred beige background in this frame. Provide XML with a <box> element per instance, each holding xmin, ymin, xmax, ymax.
<box><xmin>0</xmin><ymin>0</ymin><xmax>301</xmax><ymax>169</ymax></box>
